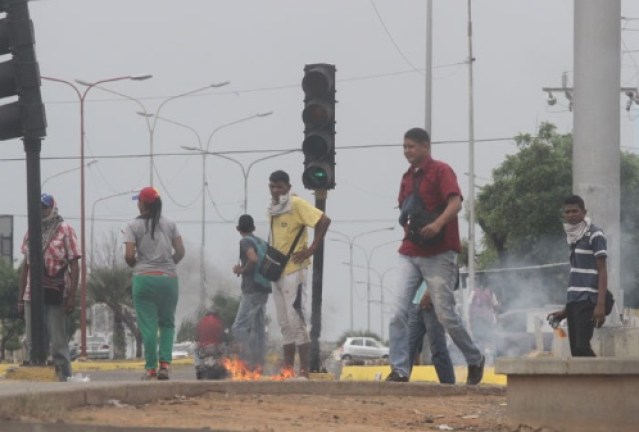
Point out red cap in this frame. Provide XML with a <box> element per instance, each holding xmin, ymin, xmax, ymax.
<box><xmin>134</xmin><ymin>187</ymin><xmax>160</xmax><ymax>204</ymax></box>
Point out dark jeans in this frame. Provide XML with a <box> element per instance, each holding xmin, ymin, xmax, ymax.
<box><xmin>408</xmin><ymin>304</ymin><xmax>456</xmax><ymax>384</ymax></box>
<box><xmin>566</xmin><ymin>300</ymin><xmax>596</xmax><ymax>357</ymax></box>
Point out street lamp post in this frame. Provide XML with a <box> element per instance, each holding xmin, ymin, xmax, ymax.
<box><xmin>42</xmin><ymin>74</ymin><xmax>152</xmax><ymax>357</ymax></box>
<box><xmin>42</xmin><ymin>160</ymin><xmax>98</xmax><ymax>187</ymax></box>
<box><xmin>355</xmin><ymin>266</ymin><xmax>396</xmax><ymax>339</ymax></box>
<box><xmin>362</xmin><ymin>239</ymin><xmax>400</xmax><ymax>333</ymax></box>
<box><xmin>146</xmin><ymin>82</ymin><xmax>229</xmax><ymax>186</ymax></box>
<box><xmin>329</xmin><ymin>227</ymin><xmax>395</xmax><ymax>331</ymax></box>
<box><xmin>151</xmin><ymin>112</ymin><xmax>273</xmax><ymax>306</ymax></box>
<box><xmin>90</xmin><ymin>190</ymin><xmax>138</xmax><ymax>269</ymax></box>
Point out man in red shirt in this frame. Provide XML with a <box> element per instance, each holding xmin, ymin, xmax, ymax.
<box><xmin>386</xmin><ymin>128</ymin><xmax>484</xmax><ymax>384</ymax></box>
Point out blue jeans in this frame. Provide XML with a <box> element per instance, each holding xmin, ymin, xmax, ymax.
<box><xmin>24</xmin><ymin>301</ymin><xmax>72</xmax><ymax>381</ymax></box>
<box><xmin>231</xmin><ymin>291</ymin><xmax>269</xmax><ymax>369</ymax></box>
<box><xmin>408</xmin><ymin>304</ymin><xmax>455</xmax><ymax>384</ymax></box>
<box><xmin>389</xmin><ymin>252</ymin><xmax>482</xmax><ymax>377</ymax></box>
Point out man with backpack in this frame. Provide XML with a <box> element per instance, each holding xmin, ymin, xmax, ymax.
<box><xmin>232</xmin><ymin>214</ymin><xmax>271</xmax><ymax>371</ymax></box>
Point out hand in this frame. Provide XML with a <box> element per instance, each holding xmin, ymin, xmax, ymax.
<box><xmin>547</xmin><ymin>309</ymin><xmax>566</xmax><ymax>328</ymax></box>
<box><xmin>419</xmin><ymin>221</ymin><xmax>443</xmax><ymax>239</ymax></box>
<box><xmin>64</xmin><ymin>296</ymin><xmax>75</xmax><ymax>314</ymax></box>
<box><xmin>292</xmin><ymin>247</ymin><xmax>314</xmax><ymax>264</ymax></box>
<box><xmin>232</xmin><ymin>264</ymin><xmax>242</xmax><ymax>276</ymax></box>
<box><xmin>593</xmin><ymin>304</ymin><xmax>606</xmax><ymax>328</ymax></box>
<box><xmin>419</xmin><ymin>293</ymin><xmax>433</xmax><ymax>310</ymax></box>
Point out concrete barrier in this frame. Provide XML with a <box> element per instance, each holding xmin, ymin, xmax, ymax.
<box><xmin>495</xmin><ymin>357</ymin><xmax>639</xmax><ymax>431</ymax></box>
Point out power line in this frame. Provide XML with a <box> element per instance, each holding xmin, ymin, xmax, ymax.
<box><xmin>42</xmin><ymin>64</ymin><xmax>470</xmax><ymax>107</ymax></box>
<box><xmin>0</xmin><ymin>137</ymin><xmax>519</xmax><ymax>163</ymax></box>
<box><xmin>369</xmin><ymin>0</ymin><xmax>423</xmax><ymax>75</ymax></box>
<box><xmin>9</xmin><ymin>213</ymin><xmax>399</xmax><ymax>225</ymax></box>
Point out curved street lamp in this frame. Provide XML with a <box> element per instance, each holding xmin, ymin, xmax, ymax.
<box><xmin>42</xmin><ymin>74</ymin><xmax>152</xmax><ymax>358</ymax></box>
<box><xmin>151</xmin><ymin>112</ymin><xmax>274</xmax><ymax>305</ymax></box>
<box><xmin>329</xmin><ymin>227</ymin><xmax>395</xmax><ymax>331</ymax></box>
<box><xmin>42</xmin><ymin>159</ymin><xmax>98</xmax><ymax>188</ymax></box>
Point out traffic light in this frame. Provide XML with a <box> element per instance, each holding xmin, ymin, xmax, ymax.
<box><xmin>302</xmin><ymin>63</ymin><xmax>335</xmax><ymax>190</ymax></box>
<box><xmin>0</xmin><ymin>0</ymin><xmax>46</xmax><ymax>141</ymax></box>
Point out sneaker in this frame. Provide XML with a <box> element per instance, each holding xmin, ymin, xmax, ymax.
<box><xmin>141</xmin><ymin>370</ymin><xmax>157</xmax><ymax>381</ymax></box>
<box><xmin>385</xmin><ymin>370</ymin><xmax>409</xmax><ymax>382</ymax></box>
<box><xmin>466</xmin><ymin>355</ymin><xmax>485</xmax><ymax>385</ymax></box>
<box><xmin>158</xmin><ymin>363</ymin><xmax>170</xmax><ymax>381</ymax></box>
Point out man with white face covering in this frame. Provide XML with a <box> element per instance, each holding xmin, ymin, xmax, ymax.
<box><xmin>548</xmin><ymin>195</ymin><xmax>608</xmax><ymax>357</ymax></box>
<box><xmin>19</xmin><ymin>193</ymin><xmax>81</xmax><ymax>380</ymax></box>
<box><xmin>267</xmin><ymin>170</ymin><xmax>331</xmax><ymax>377</ymax></box>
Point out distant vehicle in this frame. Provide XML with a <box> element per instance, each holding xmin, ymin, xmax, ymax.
<box><xmin>494</xmin><ymin>305</ymin><xmax>563</xmax><ymax>358</ymax></box>
<box><xmin>172</xmin><ymin>341</ymin><xmax>194</xmax><ymax>359</ymax></box>
<box><xmin>339</xmin><ymin>337</ymin><xmax>389</xmax><ymax>361</ymax></box>
<box><xmin>86</xmin><ymin>334</ymin><xmax>110</xmax><ymax>360</ymax></box>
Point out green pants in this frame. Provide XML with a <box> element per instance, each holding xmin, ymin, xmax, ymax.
<box><xmin>132</xmin><ymin>274</ymin><xmax>179</xmax><ymax>371</ymax></box>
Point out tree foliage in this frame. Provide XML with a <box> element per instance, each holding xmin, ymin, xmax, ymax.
<box><xmin>475</xmin><ymin>122</ymin><xmax>639</xmax><ymax>307</ymax></box>
<box><xmin>0</xmin><ymin>262</ymin><xmax>24</xmax><ymax>359</ymax></box>
<box><xmin>476</xmin><ymin>123</ymin><xmax>572</xmax><ymax>266</ymax></box>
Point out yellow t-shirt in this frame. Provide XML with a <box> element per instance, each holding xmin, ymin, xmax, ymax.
<box><xmin>270</xmin><ymin>196</ymin><xmax>323</xmax><ymax>275</ymax></box>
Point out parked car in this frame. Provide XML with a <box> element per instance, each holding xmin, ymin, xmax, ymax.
<box><xmin>86</xmin><ymin>334</ymin><xmax>111</xmax><ymax>360</ymax></box>
<box><xmin>494</xmin><ymin>305</ymin><xmax>563</xmax><ymax>357</ymax></box>
<box><xmin>172</xmin><ymin>341</ymin><xmax>194</xmax><ymax>359</ymax></box>
<box><xmin>339</xmin><ymin>337</ymin><xmax>389</xmax><ymax>361</ymax></box>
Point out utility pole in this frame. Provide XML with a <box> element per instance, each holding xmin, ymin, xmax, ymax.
<box><xmin>425</xmin><ymin>0</ymin><xmax>433</xmax><ymax>134</ymax></box>
<box><xmin>573</xmin><ymin>0</ymin><xmax>622</xmax><ymax>315</ymax></box>
<box><xmin>465</xmin><ymin>0</ymin><xmax>477</xmax><ymax>322</ymax></box>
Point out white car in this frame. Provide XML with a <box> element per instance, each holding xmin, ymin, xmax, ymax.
<box><xmin>86</xmin><ymin>334</ymin><xmax>111</xmax><ymax>360</ymax></box>
<box><xmin>339</xmin><ymin>337</ymin><xmax>389</xmax><ymax>361</ymax></box>
<box><xmin>172</xmin><ymin>341</ymin><xmax>194</xmax><ymax>359</ymax></box>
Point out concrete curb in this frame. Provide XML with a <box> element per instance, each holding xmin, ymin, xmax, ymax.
<box><xmin>0</xmin><ymin>380</ymin><xmax>505</xmax><ymax>420</ymax></box>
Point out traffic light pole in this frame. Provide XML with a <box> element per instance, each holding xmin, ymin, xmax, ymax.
<box><xmin>309</xmin><ymin>189</ymin><xmax>327</xmax><ymax>373</ymax></box>
<box><xmin>24</xmin><ymin>136</ymin><xmax>46</xmax><ymax>365</ymax></box>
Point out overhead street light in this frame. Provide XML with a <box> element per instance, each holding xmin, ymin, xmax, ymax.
<box><xmin>43</xmin><ymin>73</ymin><xmax>152</xmax><ymax>358</ymax></box>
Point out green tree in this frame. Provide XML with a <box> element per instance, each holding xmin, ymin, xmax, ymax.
<box><xmin>0</xmin><ymin>262</ymin><xmax>24</xmax><ymax>360</ymax></box>
<box><xmin>87</xmin><ymin>265</ymin><xmax>138</xmax><ymax>359</ymax></box>
<box><xmin>476</xmin><ymin>122</ymin><xmax>572</xmax><ymax>266</ymax></box>
<box><xmin>475</xmin><ymin>122</ymin><xmax>639</xmax><ymax>307</ymax></box>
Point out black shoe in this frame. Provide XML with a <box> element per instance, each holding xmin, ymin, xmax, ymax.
<box><xmin>467</xmin><ymin>355</ymin><xmax>485</xmax><ymax>385</ymax></box>
<box><xmin>385</xmin><ymin>370</ymin><xmax>409</xmax><ymax>382</ymax></box>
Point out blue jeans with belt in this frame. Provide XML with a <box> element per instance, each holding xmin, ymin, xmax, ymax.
<box><xmin>231</xmin><ymin>291</ymin><xmax>269</xmax><ymax>369</ymax></box>
<box><xmin>408</xmin><ymin>304</ymin><xmax>455</xmax><ymax>383</ymax></box>
<box><xmin>389</xmin><ymin>252</ymin><xmax>482</xmax><ymax>378</ymax></box>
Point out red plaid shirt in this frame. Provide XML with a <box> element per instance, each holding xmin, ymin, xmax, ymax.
<box><xmin>21</xmin><ymin>223</ymin><xmax>81</xmax><ymax>301</ymax></box>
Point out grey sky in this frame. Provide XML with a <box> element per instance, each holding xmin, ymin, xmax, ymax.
<box><xmin>2</xmin><ymin>0</ymin><xmax>639</xmax><ymax>340</ymax></box>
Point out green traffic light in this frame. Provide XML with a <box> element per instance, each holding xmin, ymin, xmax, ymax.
<box><xmin>303</xmin><ymin>166</ymin><xmax>331</xmax><ymax>189</ymax></box>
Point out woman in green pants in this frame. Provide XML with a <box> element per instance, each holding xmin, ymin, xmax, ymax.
<box><xmin>124</xmin><ymin>187</ymin><xmax>185</xmax><ymax>380</ymax></box>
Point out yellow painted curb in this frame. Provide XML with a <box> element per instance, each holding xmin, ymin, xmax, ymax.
<box><xmin>309</xmin><ymin>372</ymin><xmax>334</xmax><ymax>381</ymax></box>
<box><xmin>340</xmin><ymin>365</ymin><xmax>506</xmax><ymax>386</ymax></box>
<box><xmin>4</xmin><ymin>366</ymin><xmax>57</xmax><ymax>382</ymax></box>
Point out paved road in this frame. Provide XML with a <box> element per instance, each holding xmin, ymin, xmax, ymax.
<box><xmin>83</xmin><ymin>364</ymin><xmax>197</xmax><ymax>382</ymax></box>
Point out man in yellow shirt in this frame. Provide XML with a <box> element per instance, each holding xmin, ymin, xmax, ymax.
<box><xmin>268</xmin><ymin>170</ymin><xmax>331</xmax><ymax>377</ymax></box>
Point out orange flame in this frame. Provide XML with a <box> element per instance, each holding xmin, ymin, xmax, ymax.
<box><xmin>222</xmin><ymin>357</ymin><xmax>263</xmax><ymax>381</ymax></box>
<box><xmin>270</xmin><ymin>366</ymin><xmax>296</xmax><ymax>381</ymax></box>
<box><xmin>220</xmin><ymin>357</ymin><xmax>299</xmax><ymax>381</ymax></box>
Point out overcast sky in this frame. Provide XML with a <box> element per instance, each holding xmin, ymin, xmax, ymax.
<box><xmin>2</xmin><ymin>0</ymin><xmax>639</xmax><ymax>341</ymax></box>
